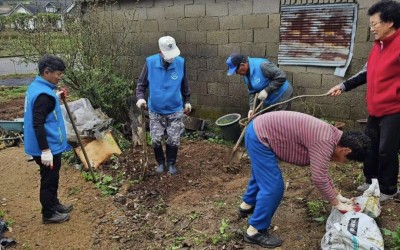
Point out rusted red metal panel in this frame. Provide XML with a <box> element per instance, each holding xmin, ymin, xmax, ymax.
<box><xmin>278</xmin><ymin>4</ymin><xmax>357</xmax><ymax>66</ymax></box>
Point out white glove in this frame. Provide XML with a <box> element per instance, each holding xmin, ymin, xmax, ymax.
<box><xmin>247</xmin><ymin>110</ymin><xmax>253</xmax><ymax>119</ymax></box>
<box><xmin>56</xmin><ymin>87</ymin><xmax>67</xmax><ymax>100</ymax></box>
<box><xmin>336</xmin><ymin>194</ymin><xmax>353</xmax><ymax>205</ymax></box>
<box><xmin>257</xmin><ymin>90</ymin><xmax>268</xmax><ymax>101</ymax></box>
<box><xmin>184</xmin><ymin>103</ymin><xmax>192</xmax><ymax>114</ymax></box>
<box><xmin>136</xmin><ymin>99</ymin><xmax>146</xmax><ymax>109</ymax></box>
<box><xmin>41</xmin><ymin>150</ymin><xmax>53</xmax><ymax>168</ymax></box>
<box><xmin>334</xmin><ymin>201</ymin><xmax>361</xmax><ymax>214</ymax></box>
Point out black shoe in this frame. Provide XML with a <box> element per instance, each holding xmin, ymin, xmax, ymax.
<box><xmin>238</xmin><ymin>206</ymin><xmax>255</xmax><ymax>218</ymax></box>
<box><xmin>42</xmin><ymin>212</ymin><xmax>70</xmax><ymax>224</ymax></box>
<box><xmin>244</xmin><ymin>231</ymin><xmax>283</xmax><ymax>248</ymax></box>
<box><xmin>55</xmin><ymin>203</ymin><xmax>73</xmax><ymax>213</ymax></box>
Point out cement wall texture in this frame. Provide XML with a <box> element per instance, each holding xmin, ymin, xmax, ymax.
<box><xmin>111</xmin><ymin>0</ymin><xmax>381</xmax><ymax>129</ymax></box>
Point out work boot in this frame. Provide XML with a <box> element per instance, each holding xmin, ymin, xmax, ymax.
<box><xmin>238</xmin><ymin>206</ymin><xmax>255</xmax><ymax>218</ymax></box>
<box><xmin>379</xmin><ymin>191</ymin><xmax>399</xmax><ymax>202</ymax></box>
<box><xmin>357</xmin><ymin>183</ymin><xmax>370</xmax><ymax>192</ymax></box>
<box><xmin>244</xmin><ymin>230</ymin><xmax>283</xmax><ymax>248</ymax></box>
<box><xmin>155</xmin><ymin>163</ymin><xmax>165</xmax><ymax>174</ymax></box>
<box><xmin>153</xmin><ymin>145</ymin><xmax>165</xmax><ymax>174</ymax></box>
<box><xmin>168</xmin><ymin>164</ymin><xmax>178</xmax><ymax>175</ymax></box>
<box><xmin>42</xmin><ymin>212</ymin><xmax>70</xmax><ymax>224</ymax></box>
<box><xmin>55</xmin><ymin>203</ymin><xmax>73</xmax><ymax>213</ymax></box>
<box><xmin>166</xmin><ymin>144</ymin><xmax>179</xmax><ymax>175</ymax></box>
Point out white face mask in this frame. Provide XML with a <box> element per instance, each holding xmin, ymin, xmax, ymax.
<box><xmin>164</xmin><ymin>57</ymin><xmax>174</xmax><ymax>63</ymax></box>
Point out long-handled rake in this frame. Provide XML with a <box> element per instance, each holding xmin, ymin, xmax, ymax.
<box><xmin>140</xmin><ymin>107</ymin><xmax>148</xmax><ymax>178</ymax></box>
<box><xmin>61</xmin><ymin>96</ymin><xmax>97</xmax><ymax>183</ymax></box>
<box><xmin>224</xmin><ymin>92</ymin><xmax>330</xmax><ymax>168</ymax></box>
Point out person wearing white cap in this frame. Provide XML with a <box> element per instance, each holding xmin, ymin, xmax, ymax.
<box><xmin>135</xmin><ymin>36</ymin><xmax>191</xmax><ymax>175</ymax></box>
<box><xmin>226</xmin><ymin>53</ymin><xmax>293</xmax><ymax>119</ymax></box>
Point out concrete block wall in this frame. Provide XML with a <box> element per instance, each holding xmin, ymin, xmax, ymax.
<box><xmin>110</xmin><ymin>0</ymin><xmax>379</xmax><ymax>128</ymax></box>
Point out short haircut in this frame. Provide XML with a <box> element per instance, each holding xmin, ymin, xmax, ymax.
<box><xmin>38</xmin><ymin>55</ymin><xmax>66</xmax><ymax>75</ymax></box>
<box><xmin>338</xmin><ymin>131</ymin><xmax>371</xmax><ymax>162</ymax></box>
<box><xmin>368</xmin><ymin>0</ymin><xmax>400</xmax><ymax>29</ymax></box>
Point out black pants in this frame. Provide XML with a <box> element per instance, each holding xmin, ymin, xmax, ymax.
<box><xmin>33</xmin><ymin>153</ymin><xmax>62</xmax><ymax>218</ymax></box>
<box><xmin>364</xmin><ymin>113</ymin><xmax>400</xmax><ymax>195</ymax></box>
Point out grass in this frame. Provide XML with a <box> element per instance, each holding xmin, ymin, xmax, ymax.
<box><xmin>0</xmin><ymin>30</ymin><xmax>23</xmax><ymax>57</ymax></box>
<box><xmin>0</xmin><ymin>29</ymin><xmax>71</xmax><ymax>57</ymax></box>
<box><xmin>0</xmin><ymin>85</ymin><xmax>28</xmax><ymax>102</ymax></box>
<box><xmin>0</xmin><ymin>73</ymin><xmax>35</xmax><ymax>80</ymax></box>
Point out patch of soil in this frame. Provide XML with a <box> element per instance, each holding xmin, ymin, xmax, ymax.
<box><xmin>0</xmin><ymin>98</ymin><xmax>24</xmax><ymax>121</ymax></box>
<box><xmin>1</xmin><ymin>95</ymin><xmax>399</xmax><ymax>250</ymax></box>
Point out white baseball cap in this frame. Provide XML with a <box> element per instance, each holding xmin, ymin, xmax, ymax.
<box><xmin>158</xmin><ymin>36</ymin><xmax>180</xmax><ymax>59</ymax></box>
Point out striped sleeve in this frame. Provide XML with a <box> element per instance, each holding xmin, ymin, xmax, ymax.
<box><xmin>309</xmin><ymin>141</ymin><xmax>336</xmax><ymax>201</ymax></box>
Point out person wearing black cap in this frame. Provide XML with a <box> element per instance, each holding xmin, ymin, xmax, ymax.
<box><xmin>226</xmin><ymin>53</ymin><xmax>293</xmax><ymax>119</ymax></box>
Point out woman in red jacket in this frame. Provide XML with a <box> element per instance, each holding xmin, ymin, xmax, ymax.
<box><xmin>329</xmin><ymin>0</ymin><xmax>400</xmax><ymax>202</ymax></box>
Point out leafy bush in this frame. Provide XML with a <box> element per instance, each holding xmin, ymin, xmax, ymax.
<box><xmin>9</xmin><ymin>4</ymin><xmax>140</xmax><ymax>125</ymax></box>
<box><xmin>0</xmin><ymin>16</ymin><xmax>6</xmax><ymax>31</ymax></box>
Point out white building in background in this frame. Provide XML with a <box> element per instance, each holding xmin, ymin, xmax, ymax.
<box><xmin>6</xmin><ymin>1</ymin><xmax>76</xmax><ymax>30</ymax></box>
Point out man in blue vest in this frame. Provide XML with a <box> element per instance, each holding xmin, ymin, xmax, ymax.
<box><xmin>226</xmin><ymin>53</ymin><xmax>293</xmax><ymax>118</ymax></box>
<box><xmin>136</xmin><ymin>36</ymin><xmax>191</xmax><ymax>175</ymax></box>
<box><xmin>24</xmin><ymin>55</ymin><xmax>72</xmax><ymax>224</ymax></box>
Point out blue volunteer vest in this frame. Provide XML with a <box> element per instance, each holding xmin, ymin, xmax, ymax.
<box><xmin>24</xmin><ymin>76</ymin><xmax>68</xmax><ymax>156</ymax></box>
<box><xmin>244</xmin><ymin>57</ymin><xmax>289</xmax><ymax>106</ymax></box>
<box><xmin>147</xmin><ymin>54</ymin><xmax>185</xmax><ymax>115</ymax></box>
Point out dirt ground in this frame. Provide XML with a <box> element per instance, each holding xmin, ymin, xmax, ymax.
<box><xmin>1</xmin><ymin>96</ymin><xmax>400</xmax><ymax>250</ymax></box>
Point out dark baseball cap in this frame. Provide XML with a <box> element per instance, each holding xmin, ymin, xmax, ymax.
<box><xmin>226</xmin><ymin>53</ymin><xmax>245</xmax><ymax>76</ymax></box>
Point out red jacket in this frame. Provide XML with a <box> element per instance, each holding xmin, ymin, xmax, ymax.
<box><xmin>366</xmin><ymin>28</ymin><xmax>400</xmax><ymax>117</ymax></box>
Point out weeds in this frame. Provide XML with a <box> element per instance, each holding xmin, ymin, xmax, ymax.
<box><xmin>185</xmin><ymin>132</ymin><xmax>199</xmax><ymax>140</ymax></box>
<box><xmin>0</xmin><ymin>85</ymin><xmax>28</xmax><ymax>102</ymax></box>
<box><xmin>82</xmin><ymin>172</ymin><xmax>119</xmax><ymax>196</ymax></box>
<box><xmin>168</xmin><ymin>236</ymin><xmax>185</xmax><ymax>250</ymax></box>
<box><xmin>207</xmin><ymin>136</ymin><xmax>231</xmax><ymax>145</ymax></box>
<box><xmin>61</xmin><ymin>150</ymin><xmax>78</xmax><ymax>165</ymax></box>
<box><xmin>189</xmin><ymin>211</ymin><xmax>201</xmax><ymax>221</ymax></box>
<box><xmin>306</xmin><ymin>200</ymin><xmax>326</xmax><ymax>223</ymax></box>
<box><xmin>210</xmin><ymin>218</ymin><xmax>231</xmax><ymax>245</ymax></box>
<box><xmin>0</xmin><ymin>210</ymin><xmax>14</xmax><ymax>228</ymax></box>
<box><xmin>153</xmin><ymin>198</ymin><xmax>166</xmax><ymax>215</ymax></box>
<box><xmin>112</xmin><ymin>128</ymin><xmax>131</xmax><ymax>151</ymax></box>
<box><xmin>382</xmin><ymin>226</ymin><xmax>400</xmax><ymax>249</ymax></box>
<box><xmin>215</xmin><ymin>200</ymin><xmax>226</xmax><ymax>210</ymax></box>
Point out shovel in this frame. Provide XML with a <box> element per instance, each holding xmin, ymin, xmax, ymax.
<box><xmin>224</xmin><ymin>92</ymin><xmax>331</xmax><ymax>169</ymax></box>
<box><xmin>61</xmin><ymin>96</ymin><xmax>97</xmax><ymax>183</ymax></box>
<box><xmin>224</xmin><ymin>99</ymin><xmax>263</xmax><ymax>169</ymax></box>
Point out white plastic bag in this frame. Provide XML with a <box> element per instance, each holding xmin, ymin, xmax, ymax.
<box><xmin>321</xmin><ymin>211</ymin><xmax>384</xmax><ymax>250</ymax></box>
<box><xmin>355</xmin><ymin>179</ymin><xmax>381</xmax><ymax>218</ymax></box>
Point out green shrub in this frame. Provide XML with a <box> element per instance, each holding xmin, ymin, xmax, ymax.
<box><xmin>9</xmin><ymin>5</ymin><xmax>140</xmax><ymax>125</ymax></box>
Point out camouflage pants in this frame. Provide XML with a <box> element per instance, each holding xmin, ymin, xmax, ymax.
<box><xmin>149</xmin><ymin>111</ymin><xmax>184</xmax><ymax>147</ymax></box>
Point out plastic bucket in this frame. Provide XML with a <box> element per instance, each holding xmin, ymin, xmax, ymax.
<box><xmin>215</xmin><ymin>113</ymin><xmax>241</xmax><ymax>142</ymax></box>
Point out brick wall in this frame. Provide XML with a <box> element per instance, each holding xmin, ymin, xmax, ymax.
<box><xmin>109</xmin><ymin>0</ymin><xmax>379</xmax><ymax>129</ymax></box>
